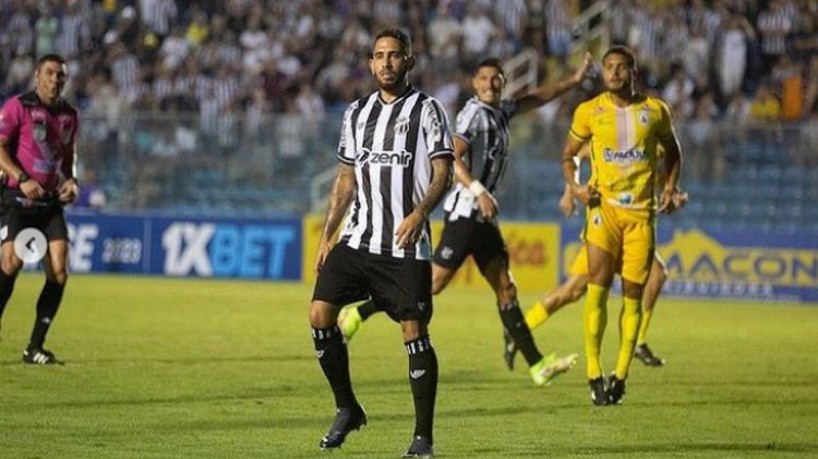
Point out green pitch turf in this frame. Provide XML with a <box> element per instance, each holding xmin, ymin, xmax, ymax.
<box><xmin>1</xmin><ymin>274</ymin><xmax>817</xmax><ymax>458</ymax></box>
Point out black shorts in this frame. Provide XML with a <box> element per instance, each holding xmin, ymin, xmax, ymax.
<box><xmin>0</xmin><ymin>190</ymin><xmax>68</xmax><ymax>243</ymax></box>
<box><xmin>433</xmin><ymin>216</ymin><xmax>508</xmax><ymax>272</ymax></box>
<box><xmin>313</xmin><ymin>244</ymin><xmax>433</xmax><ymax>323</ymax></box>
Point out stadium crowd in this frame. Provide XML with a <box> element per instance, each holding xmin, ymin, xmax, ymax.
<box><xmin>1</xmin><ymin>0</ymin><xmax>817</xmax><ymax>215</ymax></box>
<box><xmin>1</xmin><ymin>0</ymin><xmax>817</xmax><ymax>123</ymax></box>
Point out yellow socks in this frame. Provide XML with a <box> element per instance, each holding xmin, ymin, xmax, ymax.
<box><xmin>637</xmin><ymin>307</ymin><xmax>653</xmax><ymax>346</ymax></box>
<box><xmin>583</xmin><ymin>284</ymin><xmax>609</xmax><ymax>380</ymax></box>
<box><xmin>524</xmin><ymin>301</ymin><xmax>550</xmax><ymax>330</ymax></box>
<box><xmin>615</xmin><ymin>296</ymin><xmax>643</xmax><ymax>380</ymax></box>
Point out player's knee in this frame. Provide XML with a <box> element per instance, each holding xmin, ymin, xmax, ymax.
<box><xmin>49</xmin><ymin>270</ymin><xmax>68</xmax><ymax>285</ymax></box>
<box><xmin>431</xmin><ymin>277</ymin><xmax>447</xmax><ymax>295</ymax></box>
<box><xmin>653</xmin><ymin>265</ymin><xmax>668</xmax><ymax>287</ymax></box>
<box><xmin>567</xmin><ymin>285</ymin><xmax>587</xmax><ymax>303</ymax></box>
<box><xmin>308</xmin><ymin>302</ymin><xmax>334</xmax><ymax>328</ymax></box>
<box><xmin>495</xmin><ymin>279</ymin><xmax>517</xmax><ymax>304</ymax></box>
<box><xmin>1</xmin><ymin>256</ymin><xmax>23</xmax><ymax>277</ymax></box>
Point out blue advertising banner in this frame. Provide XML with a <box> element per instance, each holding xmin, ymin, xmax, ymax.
<box><xmin>65</xmin><ymin>211</ymin><xmax>302</xmax><ymax>280</ymax></box>
<box><xmin>560</xmin><ymin>223</ymin><xmax>818</xmax><ymax>303</ymax></box>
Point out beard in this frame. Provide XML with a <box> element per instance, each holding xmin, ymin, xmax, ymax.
<box><xmin>376</xmin><ymin>71</ymin><xmax>407</xmax><ymax>92</ymax></box>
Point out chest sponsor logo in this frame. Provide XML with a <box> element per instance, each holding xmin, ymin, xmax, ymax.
<box><xmin>358</xmin><ymin>147</ymin><xmax>413</xmax><ymax>167</ymax></box>
<box><xmin>602</xmin><ymin>148</ymin><xmax>647</xmax><ymax>165</ymax></box>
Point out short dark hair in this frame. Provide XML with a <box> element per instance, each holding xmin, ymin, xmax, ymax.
<box><xmin>602</xmin><ymin>46</ymin><xmax>637</xmax><ymax>71</ymax></box>
<box><xmin>37</xmin><ymin>53</ymin><xmax>67</xmax><ymax>68</ymax></box>
<box><xmin>373</xmin><ymin>28</ymin><xmax>412</xmax><ymax>55</ymax></box>
<box><xmin>474</xmin><ymin>57</ymin><xmax>505</xmax><ymax>78</ymax></box>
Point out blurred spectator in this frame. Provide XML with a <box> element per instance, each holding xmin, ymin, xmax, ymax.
<box><xmin>5</xmin><ymin>51</ymin><xmax>34</xmax><ymax>95</ymax></box>
<box><xmin>427</xmin><ymin>3</ymin><xmax>462</xmax><ymax>65</ymax></box>
<box><xmin>662</xmin><ymin>64</ymin><xmax>696</xmax><ymax>119</ymax></box>
<box><xmin>791</xmin><ymin>12</ymin><xmax>818</xmax><ymax>62</ymax></box>
<box><xmin>34</xmin><ymin>9</ymin><xmax>58</xmax><ymax>58</ymax></box>
<box><xmin>185</xmin><ymin>10</ymin><xmax>209</xmax><ymax>48</ymax></box>
<box><xmin>75</xmin><ymin>169</ymin><xmax>108</xmax><ymax>210</ymax></box>
<box><xmin>749</xmin><ymin>83</ymin><xmax>782</xmax><ymax>121</ymax></box>
<box><xmin>294</xmin><ymin>82</ymin><xmax>325</xmax><ymax>122</ymax></box>
<box><xmin>684</xmin><ymin>27</ymin><xmax>710</xmax><ymax>81</ymax></box>
<box><xmin>159</xmin><ymin>27</ymin><xmax>189</xmax><ymax>70</ymax></box>
<box><xmin>725</xmin><ymin>92</ymin><xmax>752</xmax><ymax>124</ymax></box>
<box><xmin>544</xmin><ymin>0</ymin><xmax>573</xmax><ymax>64</ymax></box>
<box><xmin>139</xmin><ymin>0</ymin><xmax>178</xmax><ymax>39</ymax></box>
<box><xmin>757</xmin><ymin>0</ymin><xmax>794</xmax><ymax>76</ymax></box>
<box><xmin>717</xmin><ymin>15</ymin><xmax>755</xmax><ymax>99</ymax></box>
<box><xmin>771</xmin><ymin>55</ymin><xmax>804</xmax><ymax>120</ymax></box>
<box><xmin>461</xmin><ymin>3</ymin><xmax>497</xmax><ymax>63</ymax></box>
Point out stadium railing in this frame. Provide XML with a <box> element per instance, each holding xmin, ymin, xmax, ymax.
<box><xmin>79</xmin><ymin>112</ymin><xmax>817</xmax><ymax>233</ymax></box>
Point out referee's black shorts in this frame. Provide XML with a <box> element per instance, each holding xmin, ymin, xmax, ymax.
<box><xmin>0</xmin><ymin>189</ymin><xmax>68</xmax><ymax>243</ymax></box>
<box><xmin>313</xmin><ymin>244</ymin><xmax>433</xmax><ymax>324</ymax></box>
<box><xmin>433</xmin><ymin>216</ymin><xmax>508</xmax><ymax>272</ymax></box>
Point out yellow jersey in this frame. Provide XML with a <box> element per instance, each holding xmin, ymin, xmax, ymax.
<box><xmin>569</xmin><ymin>92</ymin><xmax>675</xmax><ymax>212</ymax></box>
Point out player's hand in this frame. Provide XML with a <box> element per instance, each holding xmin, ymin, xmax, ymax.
<box><xmin>20</xmin><ymin>178</ymin><xmax>46</xmax><ymax>200</ymax></box>
<box><xmin>573</xmin><ymin>184</ymin><xmax>600</xmax><ymax>208</ymax></box>
<box><xmin>673</xmin><ymin>188</ymin><xmax>689</xmax><ymax>208</ymax></box>
<box><xmin>477</xmin><ymin>192</ymin><xmax>498</xmax><ymax>220</ymax></box>
<box><xmin>572</xmin><ymin>52</ymin><xmax>595</xmax><ymax>84</ymax></box>
<box><xmin>658</xmin><ymin>187</ymin><xmax>679</xmax><ymax>214</ymax></box>
<box><xmin>559</xmin><ymin>190</ymin><xmax>577</xmax><ymax>217</ymax></box>
<box><xmin>395</xmin><ymin>209</ymin><xmax>425</xmax><ymax>249</ymax></box>
<box><xmin>58</xmin><ymin>178</ymin><xmax>79</xmax><ymax>203</ymax></box>
<box><xmin>314</xmin><ymin>239</ymin><xmax>333</xmax><ymax>275</ymax></box>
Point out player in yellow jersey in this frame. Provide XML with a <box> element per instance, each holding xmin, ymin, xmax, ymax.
<box><xmin>562</xmin><ymin>45</ymin><xmax>683</xmax><ymax>406</ymax></box>
<box><xmin>503</xmin><ymin>148</ymin><xmax>688</xmax><ymax>372</ymax></box>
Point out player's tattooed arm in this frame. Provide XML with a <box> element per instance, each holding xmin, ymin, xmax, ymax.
<box><xmin>315</xmin><ymin>164</ymin><xmax>356</xmax><ymax>273</ymax></box>
<box><xmin>395</xmin><ymin>156</ymin><xmax>453</xmax><ymax>248</ymax></box>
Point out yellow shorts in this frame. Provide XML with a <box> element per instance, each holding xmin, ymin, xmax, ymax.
<box><xmin>570</xmin><ymin>245</ymin><xmax>666</xmax><ymax>279</ymax></box>
<box><xmin>583</xmin><ymin>201</ymin><xmax>655</xmax><ymax>284</ymax></box>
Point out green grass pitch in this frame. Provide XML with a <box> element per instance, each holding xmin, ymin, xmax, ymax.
<box><xmin>1</xmin><ymin>274</ymin><xmax>817</xmax><ymax>458</ymax></box>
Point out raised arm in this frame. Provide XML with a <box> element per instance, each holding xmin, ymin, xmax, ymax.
<box><xmin>314</xmin><ymin>163</ymin><xmax>356</xmax><ymax>274</ymax></box>
<box><xmin>515</xmin><ymin>52</ymin><xmax>593</xmax><ymax>115</ymax></box>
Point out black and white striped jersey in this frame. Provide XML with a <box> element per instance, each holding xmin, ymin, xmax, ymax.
<box><xmin>336</xmin><ymin>86</ymin><xmax>454</xmax><ymax>260</ymax></box>
<box><xmin>442</xmin><ymin>96</ymin><xmax>517</xmax><ymax>221</ymax></box>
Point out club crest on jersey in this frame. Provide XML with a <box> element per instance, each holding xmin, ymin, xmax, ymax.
<box><xmin>33</xmin><ymin>122</ymin><xmax>47</xmax><ymax>142</ymax></box>
<box><xmin>639</xmin><ymin>110</ymin><xmax>649</xmax><ymax>126</ymax></box>
<box><xmin>618</xmin><ymin>193</ymin><xmax>634</xmax><ymax>205</ymax></box>
<box><xmin>592</xmin><ymin>212</ymin><xmax>602</xmax><ymax>227</ymax></box>
<box><xmin>394</xmin><ymin>116</ymin><xmax>410</xmax><ymax>134</ymax></box>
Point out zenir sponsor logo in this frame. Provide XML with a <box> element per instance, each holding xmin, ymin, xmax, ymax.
<box><xmin>358</xmin><ymin>147</ymin><xmax>413</xmax><ymax>167</ymax></box>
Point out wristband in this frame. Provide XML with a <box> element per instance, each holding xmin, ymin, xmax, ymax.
<box><xmin>468</xmin><ymin>180</ymin><xmax>487</xmax><ymax>197</ymax></box>
<box><xmin>572</xmin><ymin>157</ymin><xmax>581</xmax><ymax>183</ymax></box>
<box><xmin>18</xmin><ymin>171</ymin><xmax>30</xmax><ymax>183</ymax></box>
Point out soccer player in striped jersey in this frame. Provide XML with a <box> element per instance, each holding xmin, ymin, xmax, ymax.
<box><xmin>309</xmin><ymin>29</ymin><xmax>454</xmax><ymax>458</ymax></box>
<box><xmin>340</xmin><ymin>52</ymin><xmax>594</xmax><ymax>388</ymax></box>
<box><xmin>562</xmin><ymin>46</ymin><xmax>683</xmax><ymax>406</ymax></box>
